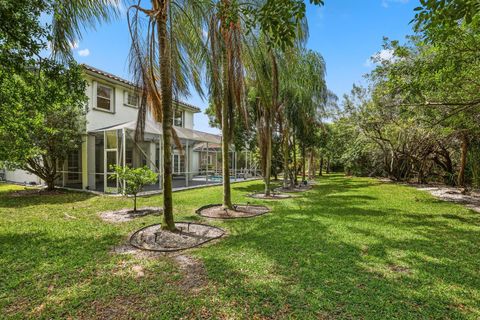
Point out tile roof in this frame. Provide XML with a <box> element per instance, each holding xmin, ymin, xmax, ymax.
<box><xmin>81</xmin><ymin>64</ymin><xmax>201</xmax><ymax>113</ymax></box>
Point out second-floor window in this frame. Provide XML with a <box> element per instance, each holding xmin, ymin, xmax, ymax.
<box><xmin>96</xmin><ymin>83</ymin><xmax>114</xmax><ymax>111</ymax></box>
<box><xmin>124</xmin><ymin>91</ymin><xmax>139</xmax><ymax>107</ymax></box>
<box><xmin>174</xmin><ymin>110</ymin><xmax>184</xmax><ymax>127</ymax></box>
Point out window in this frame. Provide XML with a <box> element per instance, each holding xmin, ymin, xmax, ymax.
<box><xmin>173</xmin><ymin>154</ymin><xmax>185</xmax><ymax>174</ymax></box>
<box><xmin>124</xmin><ymin>91</ymin><xmax>139</xmax><ymax>107</ymax></box>
<box><xmin>173</xmin><ymin>109</ymin><xmax>184</xmax><ymax>127</ymax></box>
<box><xmin>67</xmin><ymin>150</ymin><xmax>80</xmax><ymax>180</ymax></box>
<box><xmin>96</xmin><ymin>83</ymin><xmax>114</xmax><ymax>111</ymax></box>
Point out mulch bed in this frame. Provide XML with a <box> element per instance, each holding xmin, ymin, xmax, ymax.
<box><xmin>130</xmin><ymin>222</ymin><xmax>225</xmax><ymax>252</ymax></box>
<box><xmin>196</xmin><ymin>204</ymin><xmax>270</xmax><ymax>219</ymax></box>
<box><xmin>275</xmin><ymin>184</ymin><xmax>313</xmax><ymax>193</ymax></box>
<box><xmin>99</xmin><ymin>207</ymin><xmax>162</xmax><ymax>223</ymax></box>
<box><xmin>248</xmin><ymin>193</ymin><xmax>292</xmax><ymax>200</ymax></box>
<box><xmin>8</xmin><ymin>189</ymin><xmax>65</xmax><ymax>197</ymax></box>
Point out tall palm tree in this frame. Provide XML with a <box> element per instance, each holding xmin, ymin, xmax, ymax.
<box><xmin>127</xmin><ymin>0</ymin><xmax>206</xmax><ymax>230</ymax></box>
<box><xmin>203</xmin><ymin>0</ymin><xmax>248</xmax><ymax>209</ymax></box>
<box><xmin>279</xmin><ymin>48</ymin><xmax>327</xmax><ymax>187</ymax></box>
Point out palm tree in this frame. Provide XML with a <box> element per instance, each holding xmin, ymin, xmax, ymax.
<box><xmin>279</xmin><ymin>48</ymin><xmax>328</xmax><ymax>187</ymax></box>
<box><xmin>202</xmin><ymin>0</ymin><xmax>248</xmax><ymax>209</ymax></box>
<box><xmin>50</xmin><ymin>0</ymin><xmax>121</xmax><ymax>61</ymax></box>
<box><xmin>127</xmin><ymin>0</ymin><xmax>207</xmax><ymax>230</ymax></box>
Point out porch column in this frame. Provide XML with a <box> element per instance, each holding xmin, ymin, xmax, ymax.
<box><xmin>234</xmin><ymin>149</ymin><xmax>237</xmax><ymax>180</ymax></box>
<box><xmin>159</xmin><ymin>136</ymin><xmax>163</xmax><ymax>189</ymax></box>
<box><xmin>87</xmin><ymin>134</ymin><xmax>96</xmax><ymax>190</ymax></box>
<box><xmin>206</xmin><ymin>142</ymin><xmax>209</xmax><ymax>183</ymax></box>
<box><xmin>185</xmin><ymin>140</ymin><xmax>189</xmax><ymax>187</ymax></box>
<box><xmin>122</xmin><ymin>129</ymin><xmax>126</xmax><ymax>190</ymax></box>
<box><xmin>81</xmin><ymin>134</ymin><xmax>88</xmax><ymax>189</ymax></box>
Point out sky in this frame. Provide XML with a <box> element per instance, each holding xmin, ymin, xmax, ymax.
<box><xmin>73</xmin><ymin>0</ymin><xmax>421</xmax><ymax>134</ymax></box>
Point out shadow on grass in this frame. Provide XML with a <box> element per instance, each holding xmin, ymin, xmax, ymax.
<box><xmin>196</xmin><ymin>175</ymin><xmax>480</xmax><ymax>319</ymax></box>
<box><xmin>0</xmin><ymin>189</ymin><xmax>95</xmax><ymax>208</ymax></box>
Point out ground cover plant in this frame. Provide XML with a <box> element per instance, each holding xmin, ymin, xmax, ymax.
<box><xmin>0</xmin><ymin>175</ymin><xmax>479</xmax><ymax>319</ymax></box>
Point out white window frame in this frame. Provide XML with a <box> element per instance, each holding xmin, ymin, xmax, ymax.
<box><xmin>124</xmin><ymin>90</ymin><xmax>139</xmax><ymax>108</ymax></box>
<box><xmin>93</xmin><ymin>81</ymin><xmax>115</xmax><ymax>113</ymax></box>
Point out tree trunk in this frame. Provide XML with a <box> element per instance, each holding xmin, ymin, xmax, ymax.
<box><xmin>457</xmin><ymin>133</ymin><xmax>469</xmax><ymax>187</ymax></box>
<box><xmin>319</xmin><ymin>156</ymin><xmax>324</xmax><ymax>176</ymax></box>
<box><xmin>282</xmin><ymin>124</ymin><xmax>289</xmax><ymax>189</ymax></box>
<box><xmin>301</xmin><ymin>145</ymin><xmax>306</xmax><ymax>182</ymax></box>
<box><xmin>264</xmin><ymin>121</ymin><xmax>272</xmax><ymax>196</ymax></box>
<box><xmin>133</xmin><ymin>194</ymin><xmax>137</xmax><ymax>213</ymax></box>
<box><xmin>157</xmin><ymin>2</ymin><xmax>176</xmax><ymax>231</ymax></box>
<box><xmin>308</xmin><ymin>149</ymin><xmax>314</xmax><ymax>179</ymax></box>
<box><xmin>221</xmin><ymin>46</ymin><xmax>233</xmax><ymax>209</ymax></box>
<box><xmin>326</xmin><ymin>158</ymin><xmax>330</xmax><ymax>174</ymax></box>
<box><xmin>46</xmin><ymin>178</ymin><xmax>55</xmax><ymax>191</ymax></box>
<box><xmin>293</xmin><ymin>135</ymin><xmax>297</xmax><ymax>185</ymax></box>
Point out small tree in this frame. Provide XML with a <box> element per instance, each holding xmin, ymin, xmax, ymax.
<box><xmin>0</xmin><ymin>62</ymin><xmax>87</xmax><ymax>190</ymax></box>
<box><xmin>111</xmin><ymin>165</ymin><xmax>158</xmax><ymax>213</ymax></box>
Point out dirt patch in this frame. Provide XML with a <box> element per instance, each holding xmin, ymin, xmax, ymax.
<box><xmin>99</xmin><ymin>207</ymin><xmax>162</xmax><ymax>223</ymax></box>
<box><xmin>275</xmin><ymin>184</ymin><xmax>313</xmax><ymax>193</ymax></box>
<box><xmin>130</xmin><ymin>222</ymin><xmax>225</xmax><ymax>252</ymax></box>
<box><xmin>197</xmin><ymin>204</ymin><xmax>270</xmax><ymax>219</ymax></box>
<box><xmin>248</xmin><ymin>193</ymin><xmax>292</xmax><ymax>200</ymax></box>
<box><xmin>388</xmin><ymin>264</ymin><xmax>412</xmax><ymax>274</ymax></box>
<box><xmin>416</xmin><ymin>186</ymin><xmax>480</xmax><ymax>213</ymax></box>
<box><xmin>111</xmin><ymin>243</ymin><xmax>165</xmax><ymax>259</ymax></box>
<box><xmin>172</xmin><ymin>254</ymin><xmax>207</xmax><ymax>293</ymax></box>
<box><xmin>77</xmin><ymin>295</ymin><xmax>146</xmax><ymax>320</ymax></box>
<box><xmin>8</xmin><ymin>189</ymin><xmax>65</xmax><ymax>197</ymax></box>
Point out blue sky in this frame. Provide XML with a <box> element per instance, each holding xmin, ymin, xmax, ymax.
<box><xmin>73</xmin><ymin>0</ymin><xmax>420</xmax><ymax>133</ymax></box>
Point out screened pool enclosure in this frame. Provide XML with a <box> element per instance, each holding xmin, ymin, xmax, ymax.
<box><xmin>55</xmin><ymin>119</ymin><xmax>260</xmax><ymax>193</ymax></box>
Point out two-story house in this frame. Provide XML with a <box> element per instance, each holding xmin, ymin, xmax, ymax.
<box><xmin>5</xmin><ymin>65</ymin><xmax>257</xmax><ymax>193</ymax></box>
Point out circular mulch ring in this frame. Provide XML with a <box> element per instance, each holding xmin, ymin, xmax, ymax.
<box><xmin>196</xmin><ymin>204</ymin><xmax>270</xmax><ymax>219</ymax></box>
<box><xmin>129</xmin><ymin>222</ymin><xmax>225</xmax><ymax>252</ymax></box>
<box><xmin>100</xmin><ymin>207</ymin><xmax>162</xmax><ymax>223</ymax></box>
<box><xmin>275</xmin><ymin>185</ymin><xmax>313</xmax><ymax>193</ymax></box>
<box><xmin>248</xmin><ymin>193</ymin><xmax>292</xmax><ymax>200</ymax></box>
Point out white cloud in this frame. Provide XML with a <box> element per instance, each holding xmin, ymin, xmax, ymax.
<box><xmin>69</xmin><ymin>41</ymin><xmax>79</xmax><ymax>49</ymax></box>
<box><xmin>364</xmin><ymin>49</ymin><xmax>395</xmax><ymax>67</ymax></box>
<box><xmin>381</xmin><ymin>0</ymin><xmax>409</xmax><ymax>8</ymax></box>
<box><xmin>78</xmin><ymin>48</ymin><xmax>90</xmax><ymax>57</ymax></box>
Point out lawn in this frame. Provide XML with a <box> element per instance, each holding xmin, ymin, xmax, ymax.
<box><xmin>0</xmin><ymin>175</ymin><xmax>479</xmax><ymax>319</ymax></box>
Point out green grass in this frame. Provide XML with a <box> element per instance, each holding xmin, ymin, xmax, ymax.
<box><xmin>0</xmin><ymin>175</ymin><xmax>479</xmax><ymax>319</ymax></box>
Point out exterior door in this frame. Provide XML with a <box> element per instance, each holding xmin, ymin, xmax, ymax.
<box><xmin>104</xmin><ymin>149</ymin><xmax>118</xmax><ymax>193</ymax></box>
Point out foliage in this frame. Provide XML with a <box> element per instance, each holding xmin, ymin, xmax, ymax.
<box><xmin>110</xmin><ymin>165</ymin><xmax>158</xmax><ymax>212</ymax></box>
<box><xmin>1</xmin><ymin>177</ymin><xmax>479</xmax><ymax>318</ymax></box>
<box><xmin>0</xmin><ymin>62</ymin><xmax>87</xmax><ymax>190</ymax></box>
<box><xmin>413</xmin><ymin>0</ymin><xmax>480</xmax><ymax>33</ymax></box>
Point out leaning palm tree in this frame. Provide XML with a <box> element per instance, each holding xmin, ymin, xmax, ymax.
<box><xmin>127</xmin><ymin>0</ymin><xmax>207</xmax><ymax>230</ymax></box>
<box><xmin>50</xmin><ymin>0</ymin><xmax>121</xmax><ymax>61</ymax></box>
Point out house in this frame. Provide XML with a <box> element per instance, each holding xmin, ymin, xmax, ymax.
<box><xmin>5</xmin><ymin>65</ymin><xmax>258</xmax><ymax>192</ymax></box>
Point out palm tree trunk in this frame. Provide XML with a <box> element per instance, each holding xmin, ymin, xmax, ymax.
<box><xmin>319</xmin><ymin>156</ymin><xmax>324</xmax><ymax>176</ymax></box>
<box><xmin>133</xmin><ymin>194</ymin><xmax>137</xmax><ymax>213</ymax></box>
<box><xmin>293</xmin><ymin>135</ymin><xmax>297</xmax><ymax>185</ymax></box>
<box><xmin>157</xmin><ymin>1</ymin><xmax>176</xmax><ymax>231</ymax></box>
<box><xmin>308</xmin><ymin>149</ymin><xmax>314</xmax><ymax>179</ymax></box>
<box><xmin>301</xmin><ymin>144</ymin><xmax>306</xmax><ymax>182</ymax></box>
<box><xmin>282</xmin><ymin>124</ymin><xmax>289</xmax><ymax>189</ymax></box>
<box><xmin>221</xmin><ymin>48</ymin><xmax>233</xmax><ymax>209</ymax></box>
<box><xmin>264</xmin><ymin>120</ymin><xmax>272</xmax><ymax>196</ymax></box>
<box><xmin>457</xmin><ymin>133</ymin><xmax>469</xmax><ymax>187</ymax></box>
